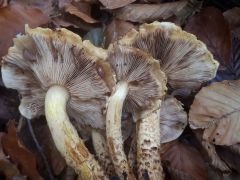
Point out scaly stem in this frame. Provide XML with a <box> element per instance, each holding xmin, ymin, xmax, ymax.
<box><xmin>45</xmin><ymin>85</ymin><xmax>107</xmax><ymax>180</ymax></box>
<box><xmin>92</xmin><ymin>129</ymin><xmax>115</xmax><ymax>175</ymax></box>
<box><xmin>137</xmin><ymin>101</ymin><xmax>164</xmax><ymax>180</ymax></box>
<box><xmin>106</xmin><ymin>81</ymin><xmax>135</xmax><ymax>180</ymax></box>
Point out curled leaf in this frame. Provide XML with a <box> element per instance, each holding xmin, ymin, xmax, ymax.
<box><xmin>99</xmin><ymin>0</ymin><xmax>136</xmax><ymax>9</ymax></box>
<box><xmin>113</xmin><ymin>0</ymin><xmax>202</xmax><ymax>24</ymax></box>
<box><xmin>189</xmin><ymin>80</ymin><xmax>240</xmax><ymax>146</ymax></box>
<box><xmin>160</xmin><ymin>96</ymin><xmax>187</xmax><ymax>143</ymax></box>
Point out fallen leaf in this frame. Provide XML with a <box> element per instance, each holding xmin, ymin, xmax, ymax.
<box><xmin>160</xmin><ymin>96</ymin><xmax>187</xmax><ymax>143</ymax></box>
<box><xmin>211</xmin><ymin>35</ymin><xmax>240</xmax><ymax>82</ymax></box>
<box><xmin>0</xmin><ymin>132</ymin><xmax>25</xmax><ymax>180</ymax></box>
<box><xmin>64</xmin><ymin>3</ymin><xmax>98</xmax><ymax>23</ymax></box>
<box><xmin>185</xmin><ymin>7</ymin><xmax>231</xmax><ymax>65</ymax></box>
<box><xmin>104</xmin><ymin>19</ymin><xmax>135</xmax><ymax>48</ymax></box>
<box><xmin>113</xmin><ymin>0</ymin><xmax>202</xmax><ymax>23</ymax></box>
<box><xmin>19</xmin><ymin>118</ymin><xmax>66</xmax><ymax>177</ymax></box>
<box><xmin>2</xmin><ymin>120</ymin><xmax>42</xmax><ymax>180</ymax></box>
<box><xmin>99</xmin><ymin>0</ymin><xmax>136</xmax><ymax>9</ymax></box>
<box><xmin>161</xmin><ymin>141</ymin><xmax>208</xmax><ymax>180</ymax></box>
<box><xmin>189</xmin><ymin>80</ymin><xmax>240</xmax><ymax>146</ymax></box>
<box><xmin>224</xmin><ymin>7</ymin><xmax>240</xmax><ymax>31</ymax></box>
<box><xmin>0</xmin><ymin>3</ymin><xmax>49</xmax><ymax>58</ymax></box>
<box><xmin>0</xmin><ymin>0</ymin><xmax>8</xmax><ymax>8</ymax></box>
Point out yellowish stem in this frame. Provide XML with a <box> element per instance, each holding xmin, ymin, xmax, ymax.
<box><xmin>106</xmin><ymin>81</ymin><xmax>135</xmax><ymax>180</ymax></box>
<box><xmin>45</xmin><ymin>85</ymin><xmax>107</xmax><ymax>180</ymax></box>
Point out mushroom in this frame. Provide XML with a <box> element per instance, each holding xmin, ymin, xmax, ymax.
<box><xmin>117</xmin><ymin>21</ymin><xmax>219</xmax><ymax>94</ymax></box>
<box><xmin>106</xmin><ymin>45</ymin><xmax>167</xmax><ymax>179</ymax></box>
<box><xmin>1</xmin><ymin>25</ymin><xmax>111</xmax><ymax>179</ymax></box>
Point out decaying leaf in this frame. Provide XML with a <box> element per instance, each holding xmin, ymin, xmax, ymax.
<box><xmin>113</xmin><ymin>0</ymin><xmax>202</xmax><ymax>24</ymax></box>
<box><xmin>185</xmin><ymin>7</ymin><xmax>231</xmax><ymax>65</ymax></box>
<box><xmin>0</xmin><ymin>132</ymin><xmax>25</xmax><ymax>180</ymax></box>
<box><xmin>161</xmin><ymin>141</ymin><xmax>208</xmax><ymax>180</ymax></box>
<box><xmin>202</xmin><ymin>140</ymin><xmax>230</xmax><ymax>172</ymax></box>
<box><xmin>189</xmin><ymin>80</ymin><xmax>240</xmax><ymax>146</ymax></box>
<box><xmin>0</xmin><ymin>3</ymin><xmax>49</xmax><ymax>58</ymax></box>
<box><xmin>64</xmin><ymin>3</ymin><xmax>98</xmax><ymax>23</ymax></box>
<box><xmin>212</xmin><ymin>35</ymin><xmax>240</xmax><ymax>82</ymax></box>
<box><xmin>224</xmin><ymin>7</ymin><xmax>240</xmax><ymax>34</ymax></box>
<box><xmin>160</xmin><ymin>96</ymin><xmax>187</xmax><ymax>143</ymax></box>
<box><xmin>104</xmin><ymin>19</ymin><xmax>135</xmax><ymax>48</ymax></box>
<box><xmin>2</xmin><ymin>121</ymin><xmax>42</xmax><ymax>179</ymax></box>
<box><xmin>99</xmin><ymin>0</ymin><xmax>136</xmax><ymax>9</ymax></box>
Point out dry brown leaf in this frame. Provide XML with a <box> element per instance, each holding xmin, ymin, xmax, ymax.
<box><xmin>0</xmin><ymin>0</ymin><xmax>8</xmax><ymax>8</ymax></box>
<box><xmin>0</xmin><ymin>132</ymin><xmax>25</xmax><ymax>180</ymax></box>
<box><xmin>99</xmin><ymin>0</ymin><xmax>136</xmax><ymax>9</ymax></box>
<box><xmin>189</xmin><ymin>80</ymin><xmax>240</xmax><ymax>146</ymax></box>
<box><xmin>2</xmin><ymin>121</ymin><xmax>42</xmax><ymax>180</ymax></box>
<box><xmin>104</xmin><ymin>19</ymin><xmax>135</xmax><ymax>48</ymax></box>
<box><xmin>160</xmin><ymin>96</ymin><xmax>187</xmax><ymax>143</ymax></box>
<box><xmin>224</xmin><ymin>7</ymin><xmax>240</xmax><ymax>36</ymax></box>
<box><xmin>224</xmin><ymin>7</ymin><xmax>240</xmax><ymax>30</ymax></box>
<box><xmin>185</xmin><ymin>7</ymin><xmax>231</xmax><ymax>65</ymax></box>
<box><xmin>202</xmin><ymin>140</ymin><xmax>230</xmax><ymax>172</ymax></box>
<box><xmin>161</xmin><ymin>141</ymin><xmax>208</xmax><ymax>180</ymax></box>
<box><xmin>113</xmin><ymin>0</ymin><xmax>202</xmax><ymax>23</ymax></box>
<box><xmin>0</xmin><ymin>3</ymin><xmax>49</xmax><ymax>58</ymax></box>
<box><xmin>64</xmin><ymin>3</ymin><xmax>98</xmax><ymax>23</ymax></box>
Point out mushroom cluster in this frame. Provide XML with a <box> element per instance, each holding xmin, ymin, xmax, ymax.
<box><xmin>1</xmin><ymin>22</ymin><xmax>219</xmax><ymax>179</ymax></box>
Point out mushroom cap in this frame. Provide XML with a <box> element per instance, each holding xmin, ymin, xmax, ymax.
<box><xmin>160</xmin><ymin>96</ymin><xmax>187</xmax><ymax>143</ymax></box>
<box><xmin>117</xmin><ymin>21</ymin><xmax>219</xmax><ymax>92</ymax></box>
<box><xmin>107</xmin><ymin>45</ymin><xmax>167</xmax><ymax>121</ymax></box>
<box><xmin>1</xmin><ymin>25</ymin><xmax>112</xmax><ymax>129</ymax></box>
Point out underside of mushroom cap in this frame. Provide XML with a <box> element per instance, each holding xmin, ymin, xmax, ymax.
<box><xmin>107</xmin><ymin>45</ymin><xmax>167</xmax><ymax>121</ymax></box>
<box><xmin>160</xmin><ymin>96</ymin><xmax>187</xmax><ymax>143</ymax></box>
<box><xmin>117</xmin><ymin>21</ymin><xmax>219</xmax><ymax>91</ymax></box>
<box><xmin>2</xmin><ymin>25</ymin><xmax>110</xmax><ymax>129</ymax></box>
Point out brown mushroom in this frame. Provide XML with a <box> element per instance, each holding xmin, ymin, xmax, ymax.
<box><xmin>117</xmin><ymin>21</ymin><xmax>219</xmax><ymax>94</ymax></box>
<box><xmin>1</xmin><ymin>25</ymin><xmax>111</xmax><ymax>179</ymax></box>
<box><xmin>106</xmin><ymin>45</ymin><xmax>167</xmax><ymax>179</ymax></box>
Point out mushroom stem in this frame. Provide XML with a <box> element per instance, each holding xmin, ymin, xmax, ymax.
<box><xmin>136</xmin><ymin>101</ymin><xmax>164</xmax><ymax>180</ymax></box>
<box><xmin>91</xmin><ymin>129</ymin><xmax>115</xmax><ymax>175</ymax></box>
<box><xmin>106</xmin><ymin>81</ymin><xmax>135</xmax><ymax>180</ymax></box>
<box><xmin>45</xmin><ymin>85</ymin><xmax>107</xmax><ymax>180</ymax></box>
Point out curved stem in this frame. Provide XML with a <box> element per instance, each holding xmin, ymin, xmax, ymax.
<box><xmin>137</xmin><ymin>101</ymin><xmax>164</xmax><ymax>180</ymax></box>
<box><xmin>92</xmin><ymin>129</ymin><xmax>115</xmax><ymax>175</ymax></box>
<box><xmin>106</xmin><ymin>81</ymin><xmax>135</xmax><ymax>180</ymax></box>
<box><xmin>45</xmin><ymin>85</ymin><xmax>107</xmax><ymax>180</ymax></box>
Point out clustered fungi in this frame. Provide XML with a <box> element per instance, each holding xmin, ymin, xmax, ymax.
<box><xmin>1</xmin><ymin>22</ymin><xmax>218</xmax><ymax>179</ymax></box>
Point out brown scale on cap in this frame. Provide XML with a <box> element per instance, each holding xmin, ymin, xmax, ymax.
<box><xmin>117</xmin><ymin>21</ymin><xmax>219</xmax><ymax>93</ymax></box>
<box><xmin>1</xmin><ymin>25</ymin><xmax>112</xmax><ymax>179</ymax></box>
<box><xmin>105</xmin><ymin>45</ymin><xmax>167</xmax><ymax>180</ymax></box>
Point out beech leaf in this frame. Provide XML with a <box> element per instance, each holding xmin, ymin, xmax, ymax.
<box><xmin>189</xmin><ymin>80</ymin><xmax>240</xmax><ymax>146</ymax></box>
<box><xmin>185</xmin><ymin>7</ymin><xmax>231</xmax><ymax>65</ymax></box>
<box><xmin>2</xmin><ymin>121</ymin><xmax>42</xmax><ymax>180</ymax></box>
<box><xmin>0</xmin><ymin>3</ymin><xmax>49</xmax><ymax>58</ymax></box>
<box><xmin>99</xmin><ymin>0</ymin><xmax>136</xmax><ymax>9</ymax></box>
<box><xmin>113</xmin><ymin>0</ymin><xmax>202</xmax><ymax>23</ymax></box>
<box><xmin>161</xmin><ymin>141</ymin><xmax>208</xmax><ymax>180</ymax></box>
